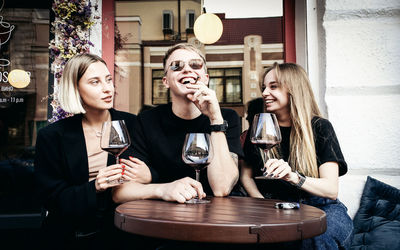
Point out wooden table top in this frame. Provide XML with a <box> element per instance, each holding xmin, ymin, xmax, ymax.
<box><xmin>115</xmin><ymin>196</ymin><xmax>326</xmax><ymax>244</ymax></box>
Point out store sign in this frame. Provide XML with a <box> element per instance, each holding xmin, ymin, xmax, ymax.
<box><xmin>0</xmin><ymin>0</ymin><xmax>31</xmax><ymax>105</ymax></box>
<box><xmin>0</xmin><ymin>1</ymin><xmax>14</xmax><ymax>67</ymax></box>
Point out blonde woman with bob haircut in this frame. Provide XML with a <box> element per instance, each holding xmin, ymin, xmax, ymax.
<box><xmin>58</xmin><ymin>53</ymin><xmax>96</xmax><ymax>114</ymax></box>
<box><xmin>241</xmin><ymin>62</ymin><xmax>353</xmax><ymax>249</ymax></box>
<box><xmin>35</xmin><ymin>53</ymin><xmax>152</xmax><ymax>249</ymax></box>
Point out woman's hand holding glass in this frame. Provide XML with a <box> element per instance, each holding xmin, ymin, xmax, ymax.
<box><xmin>100</xmin><ymin>120</ymin><xmax>131</xmax><ymax>184</ymax></box>
<box><xmin>263</xmin><ymin>159</ymin><xmax>297</xmax><ymax>182</ymax></box>
<box><xmin>119</xmin><ymin>156</ymin><xmax>152</xmax><ymax>184</ymax></box>
<box><xmin>250</xmin><ymin>113</ymin><xmax>282</xmax><ymax>179</ymax></box>
<box><xmin>95</xmin><ymin>164</ymin><xmax>131</xmax><ymax>192</ymax></box>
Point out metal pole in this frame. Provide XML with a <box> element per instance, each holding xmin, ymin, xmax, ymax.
<box><xmin>178</xmin><ymin>0</ymin><xmax>181</xmax><ymax>40</ymax></box>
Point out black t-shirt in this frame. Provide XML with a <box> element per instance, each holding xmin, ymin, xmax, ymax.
<box><xmin>243</xmin><ymin>117</ymin><xmax>347</xmax><ymax>200</ymax></box>
<box><xmin>132</xmin><ymin>103</ymin><xmax>244</xmax><ymax>195</ymax></box>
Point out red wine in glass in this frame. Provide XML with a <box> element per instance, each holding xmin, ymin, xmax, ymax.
<box><xmin>189</xmin><ymin>163</ymin><xmax>209</xmax><ymax>171</ymax></box>
<box><xmin>250</xmin><ymin>113</ymin><xmax>282</xmax><ymax>179</ymax></box>
<box><xmin>182</xmin><ymin>133</ymin><xmax>213</xmax><ymax>204</ymax></box>
<box><xmin>101</xmin><ymin>120</ymin><xmax>131</xmax><ymax>184</ymax></box>
<box><xmin>102</xmin><ymin>145</ymin><xmax>129</xmax><ymax>156</ymax></box>
<box><xmin>253</xmin><ymin>140</ymin><xmax>279</xmax><ymax>151</ymax></box>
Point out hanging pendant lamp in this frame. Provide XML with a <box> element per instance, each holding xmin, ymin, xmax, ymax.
<box><xmin>193</xmin><ymin>12</ymin><xmax>223</xmax><ymax>44</ymax></box>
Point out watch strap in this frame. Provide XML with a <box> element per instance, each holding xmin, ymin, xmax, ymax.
<box><xmin>210</xmin><ymin>120</ymin><xmax>228</xmax><ymax>132</ymax></box>
<box><xmin>293</xmin><ymin>171</ymin><xmax>306</xmax><ymax>189</ymax></box>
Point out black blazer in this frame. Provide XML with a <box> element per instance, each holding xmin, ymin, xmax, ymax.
<box><xmin>34</xmin><ymin>109</ymin><xmax>136</xmax><ymax>234</ymax></box>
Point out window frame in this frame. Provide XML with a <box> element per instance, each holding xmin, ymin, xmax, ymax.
<box><xmin>162</xmin><ymin>10</ymin><xmax>173</xmax><ymax>32</ymax></box>
<box><xmin>151</xmin><ymin>69</ymin><xmax>170</xmax><ymax>105</ymax></box>
<box><xmin>186</xmin><ymin>10</ymin><xmax>195</xmax><ymax>29</ymax></box>
<box><xmin>208</xmin><ymin>67</ymin><xmax>242</xmax><ymax>104</ymax></box>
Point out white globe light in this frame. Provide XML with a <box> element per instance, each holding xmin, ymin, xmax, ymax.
<box><xmin>8</xmin><ymin>69</ymin><xmax>30</xmax><ymax>88</ymax></box>
<box><xmin>194</xmin><ymin>13</ymin><xmax>223</xmax><ymax>44</ymax></box>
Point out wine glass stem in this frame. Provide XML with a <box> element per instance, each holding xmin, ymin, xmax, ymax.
<box><xmin>195</xmin><ymin>169</ymin><xmax>200</xmax><ymax>182</ymax></box>
<box><xmin>262</xmin><ymin>149</ymin><xmax>269</xmax><ymax>171</ymax></box>
<box><xmin>195</xmin><ymin>169</ymin><xmax>201</xmax><ymax>199</ymax></box>
<box><xmin>116</xmin><ymin>155</ymin><xmax>119</xmax><ymax>165</ymax></box>
<box><xmin>263</xmin><ymin>150</ymin><xmax>268</xmax><ymax>163</ymax></box>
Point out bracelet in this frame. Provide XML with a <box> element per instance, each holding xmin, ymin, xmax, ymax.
<box><xmin>293</xmin><ymin>171</ymin><xmax>306</xmax><ymax>189</ymax></box>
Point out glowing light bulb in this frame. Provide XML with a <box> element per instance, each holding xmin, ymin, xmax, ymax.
<box><xmin>8</xmin><ymin>69</ymin><xmax>30</xmax><ymax>88</ymax></box>
<box><xmin>194</xmin><ymin>13</ymin><xmax>223</xmax><ymax>44</ymax></box>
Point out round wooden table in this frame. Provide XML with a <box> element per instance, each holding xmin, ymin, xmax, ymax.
<box><xmin>115</xmin><ymin>196</ymin><xmax>326</xmax><ymax>243</ymax></box>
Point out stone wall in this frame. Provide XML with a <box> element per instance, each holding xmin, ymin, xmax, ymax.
<box><xmin>318</xmin><ymin>0</ymin><xmax>400</xmax><ymax>217</ymax></box>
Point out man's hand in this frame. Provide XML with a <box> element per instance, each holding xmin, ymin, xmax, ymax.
<box><xmin>185</xmin><ymin>82</ymin><xmax>223</xmax><ymax>124</ymax></box>
<box><xmin>157</xmin><ymin>177</ymin><xmax>206</xmax><ymax>203</ymax></box>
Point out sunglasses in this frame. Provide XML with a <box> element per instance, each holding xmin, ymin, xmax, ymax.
<box><xmin>168</xmin><ymin>59</ymin><xmax>204</xmax><ymax>72</ymax></box>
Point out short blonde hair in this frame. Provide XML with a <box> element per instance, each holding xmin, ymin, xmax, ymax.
<box><xmin>58</xmin><ymin>53</ymin><xmax>107</xmax><ymax>114</ymax></box>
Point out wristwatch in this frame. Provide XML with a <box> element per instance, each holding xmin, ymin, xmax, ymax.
<box><xmin>293</xmin><ymin>171</ymin><xmax>306</xmax><ymax>189</ymax></box>
<box><xmin>210</xmin><ymin>120</ymin><xmax>228</xmax><ymax>133</ymax></box>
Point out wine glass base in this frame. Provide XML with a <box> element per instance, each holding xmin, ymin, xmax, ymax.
<box><xmin>185</xmin><ymin>198</ymin><xmax>210</xmax><ymax>204</ymax></box>
<box><xmin>255</xmin><ymin>175</ymin><xmax>277</xmax><ymax>180</ymax></box>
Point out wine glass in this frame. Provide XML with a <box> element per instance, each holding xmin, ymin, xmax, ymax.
<box><xmin>100</xmin><ymin>120</ymin><xmax>131</xmax><ymax>184</ymax></box>
<box><xmin>182</xmin><ymin>133</ymin><xmax>213</xmax><ymax>204</ymax></box>
<box><xmin>250</xmin><ymin>113</ymin><xmax>282</xmax><ymax>179</ymax></box>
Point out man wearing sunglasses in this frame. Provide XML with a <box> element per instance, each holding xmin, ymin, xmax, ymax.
<box><xmin>113</xmin><ymin>43</ymin><xmax>243</xmax><ymax>204</ymax></box>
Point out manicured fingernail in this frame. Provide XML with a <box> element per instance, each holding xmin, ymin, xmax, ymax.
<box><xmin>129</xmin><ymin>156</ymin><xmax>134</xmax><ymax>160</ymax></box>
<box><xmin>119</xmin><ymin>159</ymin><xmax>123</xmax><ymax>163</ymax></box>
<box><xmin>121</xmin><ymin>172</ymin><xmax>124</xmax><ymax>175</ymax></box>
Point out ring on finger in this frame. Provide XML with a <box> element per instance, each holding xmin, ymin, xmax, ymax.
<box><xmin>106</xmin><ymin>177</ymin><xmax>109</xmax><ymax>183</ymax></box>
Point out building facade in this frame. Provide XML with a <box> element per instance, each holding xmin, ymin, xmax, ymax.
<box><xmin>114</xmin><ymin>0</ymin><xmax>284</xmax><ymax>130</ymax></box>
<box><xmin>1</xmin><ymin>0</ymin><xmax>399</xmax><ymax>240</ymax></box>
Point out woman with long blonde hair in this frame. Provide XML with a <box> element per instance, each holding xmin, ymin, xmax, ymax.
<box><xmin>241</xmin><ymin>62</ymin><xmax>353</xmax><ymax>249</ymax></box>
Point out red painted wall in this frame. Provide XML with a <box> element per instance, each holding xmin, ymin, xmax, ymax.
<box><xmin>283</xmin><ymin>0</ymin><xmax>296</xmax><ymax>63</ymax></box>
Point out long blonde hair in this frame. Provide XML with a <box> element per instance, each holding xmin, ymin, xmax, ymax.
<box><xmin>265</xmin><ymin>63</ymin><xmax>322</xmax><ymax>178</ymax></box>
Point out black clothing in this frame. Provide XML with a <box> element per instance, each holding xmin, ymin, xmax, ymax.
<box><xmin>243</xmin><ymin>117</ymin><xmax>347</xmax><ymax>201</ymax></box>
<box><xmin>132</xmin><ymin>103</ymin><xmax>243</xmax><ymax>195</ymax></box>
<box><xmin>34</xmin><ymin>109</ymin><xmax>136</xmax><ymax>249</ymax></box>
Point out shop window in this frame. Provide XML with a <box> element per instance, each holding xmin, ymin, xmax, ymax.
<box><xmin>0</xmin><ymin>5</ymin><xmax>49</xmax><ymax>232</ymax></box>
<box><xmin>208</xmin><ymin>68</ymin><xmax>242</xmax><ymax>104</ymax></box>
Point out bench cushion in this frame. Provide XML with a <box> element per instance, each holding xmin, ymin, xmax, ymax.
<box><xmin>351</xmin><ymin>176</ymin><xmax>400</xmax><ymax>249</ymax></box>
